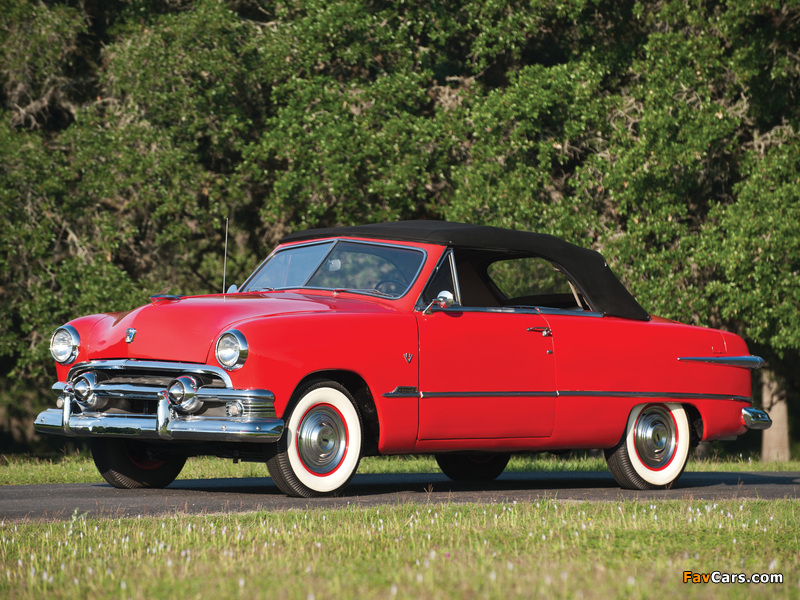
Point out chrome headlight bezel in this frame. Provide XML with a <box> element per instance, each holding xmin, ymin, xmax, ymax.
<box><xmin>215</xmin><ymin>329</ymin><xmax>248</xmax><ymax>371</ymax></box>
<box><xmin>50</xmin><ymin>325</ymin><xmax>80</xmax><ymax>364</ymax></box>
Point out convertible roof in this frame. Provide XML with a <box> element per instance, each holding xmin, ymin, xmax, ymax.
<box><xmin>281</xmin><ymin>221</ymin><xmax>650</xmax><ymax>321</ymax></box>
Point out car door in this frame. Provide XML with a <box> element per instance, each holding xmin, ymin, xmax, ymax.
<box><xmin>414</xmin><ymin>250</ymin><xmax>557</xmax><ymax>440</ymax></box>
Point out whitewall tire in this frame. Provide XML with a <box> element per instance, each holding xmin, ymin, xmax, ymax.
<box><xmin>267</xmin><ymin>381</ymin><xmax>362</xmax><ymax>497</ymax></box>
<box><xmin>605</xmin><ymin>403</ymin><xmax>690</xmax><ymax>490</ymax></box>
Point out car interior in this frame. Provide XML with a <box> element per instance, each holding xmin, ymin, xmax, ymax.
<box><xmin>420</xmin><ymin>248</ymin><xmax>592</xmax><ymax>312</ymax></box>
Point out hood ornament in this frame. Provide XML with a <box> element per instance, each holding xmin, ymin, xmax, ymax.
<box><xmin>403</xmin><ymin>353</ymin><xmax>413</xmax><ymax>363</ymax></box>
<box><xmin>125</xmin><ymin>328</ymin><xmax>137</xmax><ymax>343</ymax></box>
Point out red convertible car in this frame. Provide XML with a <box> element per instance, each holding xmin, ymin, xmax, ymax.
<box><xmin>35</xmin><ymin>221</ymin><xmax>770</xmax><ymax>496</ymax></box>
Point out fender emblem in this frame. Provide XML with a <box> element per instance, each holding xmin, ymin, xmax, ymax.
<box><xmin>403</xmin><ymin>353</ymin><xmax>413</xmax><ymax>363</ymax></box>
<box><xmin>125</xmin><ymin>328</ymin><xmax>137</xmax><ymax>343</ymax></box>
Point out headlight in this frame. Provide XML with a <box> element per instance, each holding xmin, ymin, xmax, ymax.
<box><xmin>50</xmin><ymin>325</ymin><xmax>80</xmax><ymax>364</ymax></box>
<box><xmin>215</xmin><ymin>329</ymin><xmax>248</xmax><ymax>370</ymax></box>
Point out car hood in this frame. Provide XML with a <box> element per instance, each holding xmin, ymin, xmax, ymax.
<box><xmin>84</xmin><ymin>292</ymin><xmax>374</xmax><ymax>363</ymax></box>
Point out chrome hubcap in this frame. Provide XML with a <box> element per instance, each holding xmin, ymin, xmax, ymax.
<box><xmin>633</xmin><ymin>405</ymin><xmax>677</xmax><ymax>469</ymax></box>
<box><xmin>296</xmin><ymin>405</ymin><xmax>347</xmax><ymax>475</ymax></box>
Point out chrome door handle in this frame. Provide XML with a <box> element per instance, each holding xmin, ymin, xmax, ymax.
<box><xmin>526</xmin><ymin>326</ymin><xmax>552</xmax><ymax>337</ymax></box>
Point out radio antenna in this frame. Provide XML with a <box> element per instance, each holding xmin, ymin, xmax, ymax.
<box><xmin>222</xmin><ymin>217</ymin><xmax>229</xmax><ymax>294</ymax></box>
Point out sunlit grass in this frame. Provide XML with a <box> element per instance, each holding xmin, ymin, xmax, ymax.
<box><xmin>1</xmin><ymin>499</ymin><xmax>797</xmax><ymax>599</ymax></box>
<box><xmin>2</xmin><ymin>453</ymin><xmax>798</xmax><ymax>598</ymax></box>
<box><xmin>1</xmin><ymin>452</ymin><xmax>798</xmax><ymax>486</ymax></box>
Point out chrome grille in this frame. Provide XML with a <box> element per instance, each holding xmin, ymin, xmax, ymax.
<box><xmin>61</xmin><ymin>360</ymin><xmax>273</xmax><ymax>417</ymax></box>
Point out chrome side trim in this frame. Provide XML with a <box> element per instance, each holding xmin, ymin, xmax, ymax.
<box><xmin>383</xmin><ymin>386</ymin><xmax>420</xmax><ymax>398</ymax></box>
<box><xmin>421</xmin><ymin>391</ymin><xmax>557</xmax><ymax>399</ymax></box>
<box><xmin>742</xmin><ymin>407</ymin><xmax>772</xmax><ymax>430</ymax></box>
<box><xmin>34</xmin><ymin>407</ymin><xmax>284</xmax><ymax>443</ymax></box>
<box><xmin>678</xmin><ymin>355</ymin><xmax>765</xmax><ymax>369</ymax></box>
<box><xmin>415</xmin><ymin>389</ymin><xmax>753</xmax><ymax>402</ymax></box>
<box><xmin>557</xmin><ymin>390</ymin><xmax>753</xmax><ymax>402</ymax></box>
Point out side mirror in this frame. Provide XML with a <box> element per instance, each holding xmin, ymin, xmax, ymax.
<box><xmin>423</xmin><ymin>290</ymin><xmax>455</xmax><ymax>315</ymax></box>
<box><xmin>226</xmin><ymin>284</ymin><xmax>238</xmax><ymax>294</ymax></box>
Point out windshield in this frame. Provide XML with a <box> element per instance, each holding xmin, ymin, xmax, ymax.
<box><xmin>241</xmin><ymin>240</ymin><xmax>425</xmax><ymax>298</ymax></box>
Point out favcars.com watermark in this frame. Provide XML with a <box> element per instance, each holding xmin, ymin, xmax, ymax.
<box><xmin>684</xmin><ymin>571</ymin><xmax>783</xmax><ymax>584</ymax></box>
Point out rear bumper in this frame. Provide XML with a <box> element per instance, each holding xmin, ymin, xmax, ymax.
<box><xmin>35</xmin><ymin>392</ymin><xmax>284</xmax><ymax>443</ymax></box>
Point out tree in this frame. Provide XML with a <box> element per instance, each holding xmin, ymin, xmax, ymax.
<box><xmin>0</xmin><ymin>0</ymin><xmax>798</xmax><ymax>454</ymax></box>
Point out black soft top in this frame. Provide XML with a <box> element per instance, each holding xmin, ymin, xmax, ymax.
<box><xmin>281</xmin><ymin>221</ymin><xmax>650</xmax><ymax>321</ymax></box>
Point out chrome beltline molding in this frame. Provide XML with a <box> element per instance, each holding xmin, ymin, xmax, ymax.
<box><xmin>678</xmin><ymin>355</ymin><xmax>765</xmax><ymax>369</ymax></box>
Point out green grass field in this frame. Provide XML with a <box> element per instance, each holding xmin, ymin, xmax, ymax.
<box><xmin>1</xmin><ymin>499</ymin><xmax>797</xmax><ymax>599</ymax></box>
<box><xmin>3</xmin><ymin>452</ymin><xmax>800</xmax><ymax>486</ymax></box>
<box><xmin>1</xmin><ymin>454</ymin><xmax>798</xmax><ymax>599</ymax></box>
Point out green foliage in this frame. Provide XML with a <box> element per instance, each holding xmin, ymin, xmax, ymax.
<box><xmin>102</xmin><ymin>0</ymin><xmax>269</xmax><ymax>168</ymax></box>
<box><xmin>242</xmin><ymin>71</ymin><xmax>449</xmax><ymax>228</ymax></box>
<box><xmin>443</xmin><ymin>60</ymin><xmax>611</xmax><ymax>242</ymax></box>
<box><xmin>703</xmin><ymin>133</ymin><xmax>800</xmax><ymax>361</ymax></box>
<box><xmin>1</xmin><ymin>0</ymin><xmax>800</xmax><ymax>448</ymax></box>
<box><xmin>0</xmin><ymin>0</ymin><xmax>88</xmax><ymax>128</ymax></box>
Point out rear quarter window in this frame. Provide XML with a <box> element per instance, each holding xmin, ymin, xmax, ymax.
<box><xmin>487</xmin><ymin>257</ymin><xmax>580</xmax><ymax>309</ymax></box>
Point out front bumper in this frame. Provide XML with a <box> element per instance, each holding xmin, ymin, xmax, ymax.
<box><xmin>34</xmin><ymin>360</ymin><xmax>284</xmax><ymax>443</ymax></box>
<box><xmin>34</xmin><ymin>398</ymin><xmax>284</xmax><ymax>442</ymax></box>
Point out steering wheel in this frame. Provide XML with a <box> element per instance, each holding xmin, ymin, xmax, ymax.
<box><xmin>374</xmin><ymin>279</ymin><xmax>407</xmax><ymax>294</ymax></box>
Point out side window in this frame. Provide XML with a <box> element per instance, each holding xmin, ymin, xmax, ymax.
<box><xmin>420</xmin><ymin>251</ymin><xmax>457</xmax><ymax>305</ymax></box>
<box><xmin>487</xmin><ymin>257</ymin><xmax>582</xmax><ymax>309</ymax></box>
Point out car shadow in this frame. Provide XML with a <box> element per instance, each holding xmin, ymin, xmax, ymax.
<box><xmin>163</xmin><ymin>470</ymin><xmax>800</xmax><ymax>497</ymax></box>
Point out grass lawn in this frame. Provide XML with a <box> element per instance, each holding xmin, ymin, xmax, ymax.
<box><xmin>1</xmin><ymin>498</ymin><xmax>797</xmax><ymax>599</ymax></box>
<box><xmin>2</xmin><ymin>452</ymin><xmax>800</xmax><ymax>486</ymax></box>
<box><xmin>2</xmin><ymin>453</ymin><xmax>798</xmax><ymax>599</ymax></box>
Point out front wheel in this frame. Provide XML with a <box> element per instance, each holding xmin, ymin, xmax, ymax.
<box><xmin>91</xmin><ymin>438</ymin><xmax>186</xmax><ymax>489</ymax></box>
<box><xmin>267</xmin><ymin>381</ymin><xmax>362</xmax><ymax>497</ymax></box>
<box><xmin>435</xmin><ymin>452</ymin><xmax>510</xmax><ymax>482</ymax></box>
<box><xmin>605</xmin><ymin>403</ymin><xmax>690</xmax><ymax>490</ymax></box>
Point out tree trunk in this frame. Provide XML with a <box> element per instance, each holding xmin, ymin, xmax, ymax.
<box><xmin>761</xmin><ymin>369</ymin><xmax>790</xmax><ymax>461</ymax></box>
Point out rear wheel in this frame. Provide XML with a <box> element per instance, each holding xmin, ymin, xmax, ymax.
<box><xmin>91</xmin><ymin>438</ymin><xmax>186</xmax><ymax>489</ymax></box>
<box><xmin>267</xmin><ymin>380</ymin><xmax>362</xmax><ymax>497</ymax></box>
<box><xmin>435</xmin><ymin>452</ymin><xmax>510</xmax><ymax>482</ymax></box>
<box><xmin>605</xmin><ymin>403</ymin><xmax>690</xmax><ymax>490</ymax></box>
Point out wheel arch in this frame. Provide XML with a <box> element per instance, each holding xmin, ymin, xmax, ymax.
<box><xmin>291</xmin><ymin>369</ymin><xmax>380</xmax><ymax>457</ymax></box>
<box><xmin>682</xmin><ymin>403</ymin><xmax>704</xmax><ymax>448</ymax></box>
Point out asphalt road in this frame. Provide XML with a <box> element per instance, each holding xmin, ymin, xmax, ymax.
<box><xmin>2</xmin><ymin>471</ymin><xmax>799</xmax><ymax>522</ymax></box>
